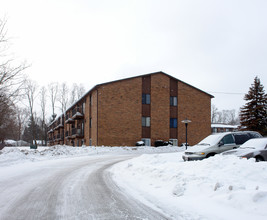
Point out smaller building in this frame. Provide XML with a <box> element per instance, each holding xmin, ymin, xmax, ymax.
<box><xmin>211</xmin><ymin>124</ymin><xmax>239</xmax><ymax>133</ymax></box>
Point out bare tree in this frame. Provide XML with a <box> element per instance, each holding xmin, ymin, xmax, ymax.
<box><xmin>25</xmin><ymin>79</ymin><xmax>38</xmax><ymax>145</ymax></box>
<box><xmin>16</xmin><ymin>107</ymin><xmax>29</xmax><ymax>141</ymax></box>
<box><xmin>69</xmin><ymin>83</ymin><xmax>78</xmax><ymax>105</ymax></box>
<box><xmin>58</xmin><ymin>82</ymin><xmax>69</xmax><ymax>114</ymax></box>
<box><xmin>211</xmin><ymin>104</ymin><xmax>239</xmax><ymax>125</ymax></box>
<box><xmin>69</xmin><ymin>83</ymin><xmax>85</xmax><ymax>105</ymax></box>
<box><xmin>211</xmin><ymin>104</ymin><xmax>218</xmax><ymax>123</ymax></box>
<box><xmin>77</xmin><ymin>83</ymin><xmax>85</xmax><ymax>99</ymax></box>
<box><xmin>0</xmin><ymin>18</ymin><xmax>28</xmax><ymax>142</ymax></box>
<box><xmin>40</xmin><ymin>86</ymin><xmax>47</xmax><ymax>145</ymax></box>
<box><xmin>0</xmin><ymin>18</ymin><xmax>28</xmax><ymax>105</ymax></box>
<box><xmin>48</xmin><ymin>82</ymin><xmax>58</xmax><ymax>121</ymax></box>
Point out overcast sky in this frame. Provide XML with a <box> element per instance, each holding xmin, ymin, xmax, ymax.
<box><xmin>1</xmin><ymin>0</ymin><xmax>267</xmax><ymax>114</ymax></box>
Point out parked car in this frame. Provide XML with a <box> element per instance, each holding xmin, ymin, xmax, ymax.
<box><xmin>135</xmin><ymin>141</ymin><xmax>145</xmax><ymax>146</ymax></box>
<box><xmin>154</xmin><ymin>140</ymin><xmax>172</xmax><ymax>147</ymax></box>
<box><xmin>182</xmin><ymin>131</ymin><xmax>262</xmax><ymax>161</ymax></box>
<box><xmin>222</xmin><ymin>138</ymin><xmax>267</xmax><ymax>162</ymax></box>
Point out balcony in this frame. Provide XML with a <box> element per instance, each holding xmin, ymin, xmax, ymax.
<box><xmin>65</xmin><ymin>114</ymin><xmax>75</xmax><ymax>124</ymax></box>
<box><xmin>72</xmin><ymin>107</ymin><xmax>84</xmax><ymax>120</ymax></box>
<box><xmin>71</xmin><ymin>128</ymin><xmax>84</xmax><ymax>138</ymax></box>
<box><xmin>48</xmin><ymin>129</ymin><xmax>54</xmax><ymax>134</ymax></box>
<box><xmin>65</xmin><ymin>131</ymin><xmax>73</xmax><ymax>139</ymax></box>
<box><xmin>55</xmin><ymin>123</ymin><xmax>64</xmax><ymax>130</ymax></box>
<box><xmin>56</xmin><ymin>134</ymin><xmax>64</xmax><ymax>141</ymax></box>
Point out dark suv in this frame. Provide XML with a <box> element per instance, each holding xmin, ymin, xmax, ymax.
<box><xmin>154</xmin><ymin>140</ymin><xmax>173</xmax><ymax>147</ymax></box>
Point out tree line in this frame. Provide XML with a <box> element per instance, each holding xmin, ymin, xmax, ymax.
<box><xmin>211</xmin><ymin>106</ymin><xmax>240</xmax><ymax>125</ymax></box>
<box><xmin>0</xmin><ymin>18</ymin><xmax>85</xmax><ymax>145</ymax></box>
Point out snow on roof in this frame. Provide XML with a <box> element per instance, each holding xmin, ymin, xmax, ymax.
<box><xmin>211</xmin><ymin>124</ymin><xmax>239</xmax><ymax>129</ymax></box>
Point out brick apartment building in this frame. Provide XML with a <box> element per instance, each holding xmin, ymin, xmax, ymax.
<box><xmin>48</xmin><ymin>72</ymin><xmax>214</xmax><ymax>147</ymax></box>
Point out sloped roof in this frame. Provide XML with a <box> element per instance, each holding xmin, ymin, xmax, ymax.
<box><xmin>65</xmin><ymin>71</ymin><xmax>214</xmax><ymax>116</ymax></box>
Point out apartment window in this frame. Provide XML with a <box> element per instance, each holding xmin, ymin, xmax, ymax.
<box><xmin>142</xmin><ymin>93</ymin><xmax>150</xmax><ymax>104</ymax></box>
<box><xmin>221</xmin><ymin>134</ymin><xmax>235</xmax><ymax>145</ymax></box>
<box><xmin>142</xmin><ymin>117</ymin><xmax>150</xmax><ymax>127</ymax></box>
<box><xmin>170</xmin><ymin>96</ymin><xmax>177</xmax><ymax>106</ymax></box>
<box><xmin>89</xmin><ymin>117</ymin><xmax>92</xmax><ymax>128</ymax></box>
<box><xmin>82</xmin><ymin>102</ymin><xmax>85</xmax><ymax>114</ymax></box>
<box><xmin>170</xmin><ymin>118</ymin><xmax>177</xmax><ymax>128</ymax></box>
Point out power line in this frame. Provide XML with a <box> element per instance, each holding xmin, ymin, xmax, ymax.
<box><xmin>207</xmin><ymin>91</ymin><xmax>245</xmax><ymax>95</ymax></box>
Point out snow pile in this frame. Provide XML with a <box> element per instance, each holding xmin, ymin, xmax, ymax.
<box><xmin>0</xmin><ymin>145</ymin><xmax>181</xmax><ymax>167</ymax></box>
<box><xmin>110</xmin><ymin>152</ymin><xmax>267</xmax><ymax>220</ymax></box>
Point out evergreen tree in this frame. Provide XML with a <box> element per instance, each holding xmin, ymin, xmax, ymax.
<box><xmin>22</xmin><ymin>119</ymin><xmax>43</xmax><ymax>144</ymax></box>
<box><xmin>239</xmin><ymin>77</ymin><xmax>267</xmax><ymax>135</ymax></box>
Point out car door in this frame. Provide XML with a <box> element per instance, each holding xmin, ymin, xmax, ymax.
<box><xmin>233</xmin><ymin>133</ymin><xmax>250</xmax><ymax>147</ymax></box>
<box><xmin>218</xmin><ymin>134</ymin><xmax>236</xmax><ymax>153</ymax></box>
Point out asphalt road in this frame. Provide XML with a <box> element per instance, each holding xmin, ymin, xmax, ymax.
<box><xmin>0</xmin><ymin>155</ymin><xmax>169</xmax><ymax>220</ymax></box>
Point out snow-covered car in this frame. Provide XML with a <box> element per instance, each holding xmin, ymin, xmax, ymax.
<box><xmin>222</xmin><ymin>138</ymin><xmax>267</xmax><ymax>162</ymax></box>
<box><xmin>182</xmin><ymin>131</ymin><xmax>262</xmax><ymax>161</ymax></box>
<box><xmin>135</xmin><ymin>141</ymin><xmax>145</xmax><ymax>146</ymax></box>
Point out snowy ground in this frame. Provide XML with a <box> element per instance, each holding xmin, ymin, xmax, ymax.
<box><xmin>0</xmin><ymin>145</ymin><xmax>179</xmax><ymax>167</ymax></box>
<box><xmin>111</xmin><ymin>152</ymin><xmax>267</xmax><ymax>220</ymax></box>
<box><xmin>1</xmin><ymin>145</ymin><xmax>267</xmax><ymax>220</ymax></box>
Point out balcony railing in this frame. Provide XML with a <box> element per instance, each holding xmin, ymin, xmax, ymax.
<box><xmin>71</xmin><ymin>128</ymin><xmax>84</xmax><ymax>138</ymax></box>
<box><xmin>71</xmin><ymin>107</ymin><xmax>84</xmax><ymax>120</ymax></box>
<box><xmin>65</xmin><ymin>117</ymin><xmax>75</xmax><ymax>124</ymax></box>
<box><xmin>55</xmin><ymin>123</ymin><xmax>64</xmax><ymax>130</ymax></box>
<box><xmin>48</xmin><ymin>129</ymin><xmax>54</xmax><ymax>134</ymax></box>
<box><xmin>72</xmin><ymin>106</ymin><xmax>84</xmax><ymax>115</ymax></box>
<box><xmin>56</xmin><ymin>134</ymin><xmax>64</xmax><ymax>140</ymax></box>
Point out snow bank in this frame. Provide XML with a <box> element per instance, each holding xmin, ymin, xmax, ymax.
<box><xmin>0</xmin><ymin>145</ymin><xmax>181</xmax><ymax>167</ymax></box>
<box><xmin>110</xmin><ymin>153</ymin><xmax>267</xmax><ymax>220</ymax></box>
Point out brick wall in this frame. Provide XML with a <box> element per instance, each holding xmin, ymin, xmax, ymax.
<box><xmin>151</xmin><ymin>73</ymin><xmax>170</xmax><ymax>145</ymax></box>
<box><xmin>84</xmin><ymin>95</ymin><xmax>90</xmax><ymax>145</ymax></box>
<box><xmin>178</xmin><ymin>81</ymin><xmax>211</xmax><ymax>145</ymax></box>
<box><xmin>91</xmin><ymin>90</ymin><xmax>98</xmax><ymax>146</ymax></box>
<box><xmin>97</xmin><ymin>77</ymin><xmax>142</xmax><ymax>146</ymax></box>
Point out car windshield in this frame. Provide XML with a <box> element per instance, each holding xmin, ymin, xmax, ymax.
<box><xmin>198</xmin><ymin>133</ymin><xmax>226</xmax><ymax>146</ymax></box>
<box><xmin>239</xmin><ymin>138</ymin><xmax>267</xmax><ymax>150</ymax></box>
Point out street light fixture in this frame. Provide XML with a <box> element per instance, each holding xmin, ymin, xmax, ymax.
<box><xmin>181</xmin><ymin>118</ymin><xmax>191</xmax><ymax>150</ymax></box>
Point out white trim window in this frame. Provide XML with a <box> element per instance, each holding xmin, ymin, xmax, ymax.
<box><xmin>142</xmin><ymin>117</ymin><xmax>151</xmax><ymax>127</ymax></box>
<box><xmin>170</xmin><ymin>96</ymin><xmax>177</xmax><ymax>106</ymax></box>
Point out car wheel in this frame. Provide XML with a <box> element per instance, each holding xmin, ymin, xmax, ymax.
<box><xmin>206</xmin><ymin>153</ymin><xmax>216</xmax><ymax>158</ymax></box>
<box><xmin>255</xmin><ymin>156</ymin><xmax>264</xmax><ymax>162</ymax></box>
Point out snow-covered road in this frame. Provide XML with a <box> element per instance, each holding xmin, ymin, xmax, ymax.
<box><xmin>1</xmin><ymin>145</ymin><xmax>267</xmax><ymax>220</ymax></box>
<box><xmin>0</xmin><ymin>154</ymin><xmax>168</xmax><ymax>220</ymax></box>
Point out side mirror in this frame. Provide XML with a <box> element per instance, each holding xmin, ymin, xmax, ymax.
<box><xmin>218</xmin><ymin>141</ymin><xmax>224</xmax><ymax>147</ymax></box>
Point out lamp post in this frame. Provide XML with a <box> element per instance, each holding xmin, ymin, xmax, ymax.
<box><xmin>181</xmin><ymin>118</ymin><xmax>191</xmax><ymax>150</ymax></box>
